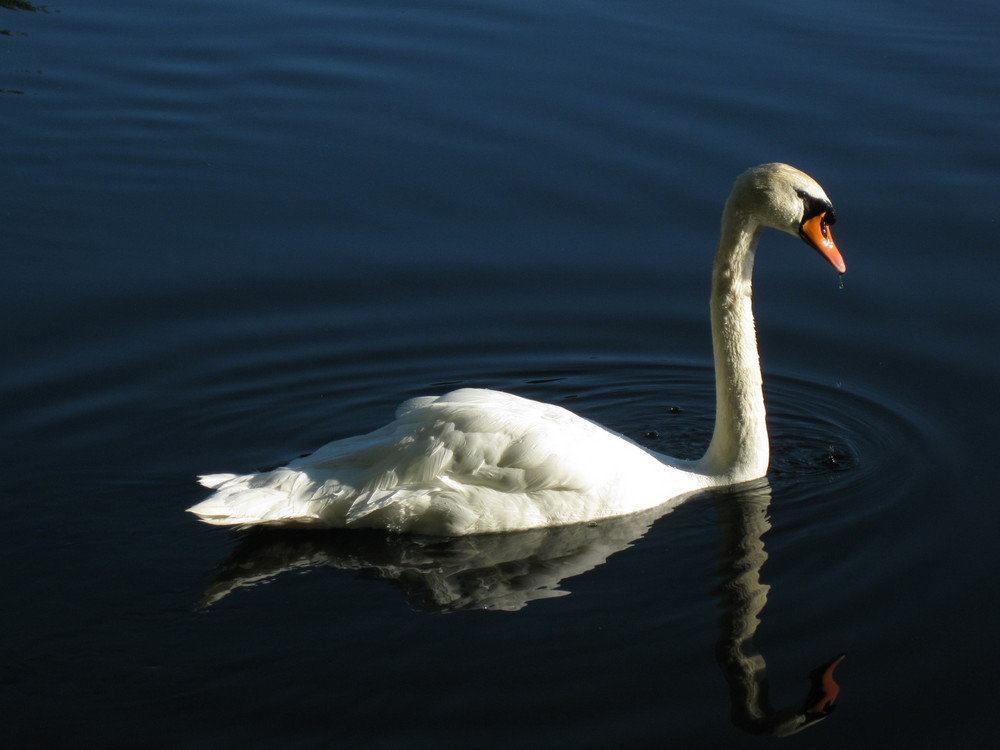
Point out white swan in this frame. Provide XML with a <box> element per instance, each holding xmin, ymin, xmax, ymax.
<box><xmin>188</xmin><ymin>163</ymin><xmax>845</xmax><ymax>535</ymax></box>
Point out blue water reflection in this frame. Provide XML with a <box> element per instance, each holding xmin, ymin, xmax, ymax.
<box><xmin>3</xmin><ymin>0</ymin><xmax>998</xmax><ymax>747</ymax></box>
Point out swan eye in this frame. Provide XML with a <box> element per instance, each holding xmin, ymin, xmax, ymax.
<box><xmin>796</xmin><ymin>189</ymin><xmax>835</xmax><ymax>233</ymax></box>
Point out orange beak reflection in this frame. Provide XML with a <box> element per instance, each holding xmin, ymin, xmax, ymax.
<box><xmin>800</xmin><ymin>212</ymin><xmax>846</xmax><ymax>273</ymax></box>
<box><xmin>807</xmin><ymin>653</ymin><xmax>846</xmax><ymax>715</ymax></box>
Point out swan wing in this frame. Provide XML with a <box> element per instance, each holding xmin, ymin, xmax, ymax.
<box><xmin>189</xmin><ymin>388</ymin><xmax>697</xmax><ymax>534</ymax></box>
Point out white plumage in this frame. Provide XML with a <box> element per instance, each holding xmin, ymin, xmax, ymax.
<box><xmin>188</xmin><ymin>164</ymin><xmax>845</xmax><ymax>535</ymax></box>
<box><xmin>194</xmin><ymin>389</ymin><xmax>709</xmax><ymax>534</ymax></box>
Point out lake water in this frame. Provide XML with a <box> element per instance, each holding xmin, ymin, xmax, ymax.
<box><xmin>3</xmin><ymin>0</ymin><xmax>999</xmax><ymax>747</ymax></box>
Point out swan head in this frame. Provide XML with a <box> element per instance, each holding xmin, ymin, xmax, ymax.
<box><xmin>732</xmin><ymin>163</ymin><xmax>846</xmax><ymax>273</ymax></box>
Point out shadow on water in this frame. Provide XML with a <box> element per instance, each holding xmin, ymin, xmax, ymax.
<box><xmin>198</xmin><ymin>479</ymin><xmax>844</xmax><ymax>738</ymax></box>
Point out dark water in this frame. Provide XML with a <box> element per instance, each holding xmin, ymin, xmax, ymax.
<box><xmin>3</xmin><ymin>0</ymin><xmax>999</xmax><ymax>747</ymax></box>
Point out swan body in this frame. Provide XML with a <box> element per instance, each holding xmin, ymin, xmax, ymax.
<box><xmin>189</xmin><ymin>163</ymin><xmax>845</xmax><ymax>535</ymax></box>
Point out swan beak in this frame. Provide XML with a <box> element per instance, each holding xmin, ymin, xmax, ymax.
<box><xmin>800</xmin><ymin>213</ymin><xmax>846</xmax><ymax>273</ymax></box>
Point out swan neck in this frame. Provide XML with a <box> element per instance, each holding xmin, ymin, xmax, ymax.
<box><xmin>701</xmin><ymin>206</ymin><xmax>769</xmax><ymax>481</ymax></box>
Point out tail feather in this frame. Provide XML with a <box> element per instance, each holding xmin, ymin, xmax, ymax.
<box><xmin>198</xmin><ymin>473</ymin><xmax>238</xmax><ymax>490</ymax></box>
<box><xmin>188</xmin><ymin>472</ymin><xmax>323</xmax><ymax>526</ymax></box>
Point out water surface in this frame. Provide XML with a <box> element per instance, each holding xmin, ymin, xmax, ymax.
<box><xmin>3</xmin><ymin>1</ymin><xmax>999</xmax><ymax>747</ymax></box>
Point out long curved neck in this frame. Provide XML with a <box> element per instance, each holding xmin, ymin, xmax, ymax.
<box><xmin>699</xmin><ymin>205</ymin><xmax>769</xmax><ymax>481</ymax></box>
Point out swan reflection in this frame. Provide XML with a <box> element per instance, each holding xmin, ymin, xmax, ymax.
<box><xmin>200</xmin><ymin>504</ymin><xmax>671</xmax><ymax>612</ymax></box>
<box><xmin>199</xmin><ymin>480</ymin><xmax>843</xmax><ymax>735</ymax></box>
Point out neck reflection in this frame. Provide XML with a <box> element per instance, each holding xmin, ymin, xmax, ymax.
<box><xmin>713</xmin><ymin>481</ymin><xmax>844</xmax><ymax>736</ymax></box>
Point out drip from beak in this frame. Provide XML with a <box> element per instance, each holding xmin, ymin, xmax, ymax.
<box><xmin>799</xmin><ymin>212</ymin><xmax>846</xmax><ymax>273</ymax></box>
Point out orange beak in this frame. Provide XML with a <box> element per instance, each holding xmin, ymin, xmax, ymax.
<box><xmin>800</xmin><ymin>213</ymin><xmax>846</xmax><ymax>273</ymax></box>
